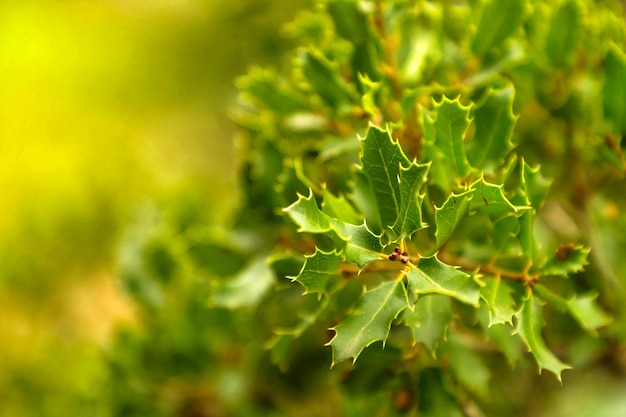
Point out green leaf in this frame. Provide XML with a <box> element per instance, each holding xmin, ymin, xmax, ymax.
<box><xmin>470</xmin><ymin>178</ymin><xmax>526</xmax><ymax>221</ymax></box>
<box><xmin>435</xmin><ymin>190</ymin><xmax>475</xmax><ymax>249</ymax></box>
<box><xmin>403</xmin><ymin>294</ymin><xmax>453</xmax><ymax>353</ymax></box>
<box><xmin>407</xmin><ymin>255</ymin><xmax>481</xmax><ymax>306</ymax></box>
<box><xmin>468</xmin><ymin>87</ymin><xmax>517</xmax><ymax>171</ymax></box>
<box><xmin>210</xmin><ymin>257</ymin><xmax>275</xmax><ymax>309</ymax></box>
<box><xmin>322</xmin><ymin>187</ymin><xmax>362</xmax><ymax>224</ymax></box>
<box><xmin>237</xmin><ymin>67</ymin><xmax>307</xmax><ymax>113</ymax></box>
<box><xmin>515</xmin><ymin>293</ymin><xmax>572</xmax><ymax>381</ymax></box>
<box><xmin>603</xmin><ymin>45</ymin><xmax>626</xmax><ymax>135</ymax></box>
<box><xmin>300</xmin><ymin>48</ymin><xmax>356</xmax><ymax>108</ymax></box>
<box><xmin>541</xmin><ymin>244</ymin><xmax>590</xmax><ymax>277</ymax></box>
<box><xmin>534</xmin><ymin>284</ymin><xmax>612</xmax><ymax>334</ymax></box>
<box><xmin>283</xmin><ymin>190</ymin><xmax>384</xmax><ymax>269</ymax></box>
<box><xmin>478</xmin><ymin>303</ymin><xmax>521</xmax><ymax>366</ymax></box>
<box><xmin>360</xmin><ymin>125</ymin><xmax>429</xmax><ymax>240</ymax></box>
<box><xmin>481</xmin><ymin>276</ymin><xmax>518</xmax><ymax>326</ymax></box>
<box><xmin>471</xmin><ymin>0</ymin><xmax>526</xmax><ymax>56</ymax></box>
<box><xmin>329</xmin><ymin>280</ymin><xmax>408</xmax><ymax>365</ymax></box>
<box><xmin>440</xmin><ymin>335</ymin><xmax>491</xmax><ymax>398</ymax></box>
<box><xmin>289</xmin><ymin>248</ymin><xmax>342</xmax><ymax>299</ymax></box>
<box><xmin>520</xmin><ymin>159</ymin><xmax>551</xmax><ymax>209</ymax></box>
<box><xmin>545</xmin><ymin>0</ymin><xmax>582</xmax><ymax>68</ymax></box>
<box><xmin>422</xmin><ymin>97</ymin><xmax>472</xmax><ymax>184</ymax></box>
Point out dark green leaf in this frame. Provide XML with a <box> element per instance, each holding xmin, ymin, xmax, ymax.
<box><xmin>300</xmin><ymin>48</ymin><xmax>357</xmax><ymax>108</ymax></box>
<box><xmin>329</xmin><ymin>280</ymin><xmax>408</xmax><ymax>365</ymax></box>
<box><xmin>471</xmin><ymin>178</ymin><xmax>527</xmax><ymax>221</ymax></box>
<box><xmin>441</xmin><ymin>334</ymin><xmax>490</xmax><ymax>398</ymax></box>
<box><xmin>210</xmin><ymin>257</ymin><xmax>275</xmax><ymax>309</ymax></box>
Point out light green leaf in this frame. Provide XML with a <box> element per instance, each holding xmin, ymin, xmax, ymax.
<box><xmin>322</xmin><ymin>187</ymin><xmax>362</xmax><ymax>224</ymax></box>
<box><xmin>403</xmin><ymin>294</ymin><xmax>453</xmax><ymax>353</ymax></box>
<box><xmin>471</xmin><ymin>0</ymin><xmax>526</xmax><ymax>56</ymax></box>
<box><xmin>478</xmin><ymin>304</ymin><xmax>521</xmax><ymax>366</ymax></box>
<box><xmin>422</xmin><ymin>97</ymin><xmax>472</xmax><ymax>183</ymax></box>
<box><xmin>515</xmin><ymin>293</ymin><xmax>572</xmax><ymax>381</ymax></box>
<box><xmin>468</xmin><ymin>87</ymin><xmax>517</xmax><ymax>171</ymax></box>
<box><xmin>471</xmin><ymin>178</ymin><xmax>526</xmax><ymax>221</ymax></box>
<box><xmin>534</xmin><ymin>284</ymin><xmax>611</xmax><ymax>334</ymax></box>
<box><xmin>283</xmin><ymin>190</ymin><xmax>384</xmax><ymax>269</ymax></box>
<box><xmin>360</xmin><ymin>125</ymin><xmax>429</xmax><ymax>240</ymax></box>
<box><xmin>289</xmin><ymin>248</ymin><xmax>342</xmax><ymax>298</ymax></box>
<box><xmin>211</xmin><ymin>257</ymin><xmax>275</xmax><ymax>309</ymax></box>
<box><xmin>435</xmin><ymin>190</ymin><xmax>475</xmax><ymax>248</ymax></box>
<box><xmin>545</xmin><ymin>0</ymin><xmax>582</xmax><ymax>68</ymax></box>
<box><xmin>520</xmin><ymin>159</ymin><xmax>551</xmax><ymax>209</ymax></box>
<box><xmin>541</xmin><ymin>244</ymin><xmax>589</xmax><ymax>277</ymax></box>
<box><xmin>407</xmin><ymin>255</ymin><xmax>481</xmax><ymax>306</ymax></box>
<box><xmin>329</xmin><ymin>280</ymin><xmax>408</xmax><ymax>365</ymax></box>
<box><xmin>481</xmin><ymin>276</ymin><xmax>518</xmax><ymax>326</ymax></box>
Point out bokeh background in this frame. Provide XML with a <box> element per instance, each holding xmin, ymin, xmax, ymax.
<box><xmin>0</xmin><ymin>1</ymin><xmax>308</xmax><ymax>415</ymax></box>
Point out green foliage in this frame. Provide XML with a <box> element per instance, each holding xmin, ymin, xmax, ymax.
<box><xmin>108</xmin><ymin>0</ymin><xmax>626</xmax><ymax>416</ymax></box>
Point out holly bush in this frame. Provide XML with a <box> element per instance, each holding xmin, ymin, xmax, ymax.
<box><xmin>110</xmin><ymin>0</ymin><xmax>626</xmax><ymax>416</ymax></box>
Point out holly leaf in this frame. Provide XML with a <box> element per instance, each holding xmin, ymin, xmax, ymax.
<box><xmin>467</xmin><ymin>87</ymin><xmax>517</xmax><ymax>171</ymax></box>
<box><xmin>406</xmin><ymin>255</ymin><xmax>481</xmax><ymax>306</ymax></box>
<box><xmin>515</xmin><ymin>293</ymin><xmax>572</xmax><ymax>381</ymax></box>
<box><xmin>470</xmin><ymin>178</ymin><xmax>527</xmax><ymax>221</ymax></box>
<box><xmin>480</xmin><ymin>276</ymin><xmax>518</xmax><ymax>326</ymax></box>
<box><xmin>440</xmin><ymin>335</ymin><xmax>490</xmax><ymax>398</ymax></box>
<box><xmin>534</xmin><ymin>284</ymin><xmax>612</xmax><ymax>334</ymax></box>
<box><xmin>360</xmin><ymin>125</ymin><xmax>429</xmax><ymax>240</ymax></box>
<box><xmin>403</xmin><ymin>294</ymin><xmax>453</xmax><ymax>353</ymax></box>
<box><xmin>283</xmin><ymin>190</ymin><xmax>384</xmax><ymax>268</ymax></box>
<box><xmin>603</xmin><ymin>46</ymin><xmax>626</xmax><ymax>135</ymax></box>
<box><xmin>237</xmin><ymin>67</ymin><xmax>307</xmax><ymax>113</ymax></box>
<box><xmin>329</xmin><ymin>280</ymin><xmax>408</xmax><ymax>365</ymax></box>
<box><xmin>210</xmin><ymin>257</ymin><xmax>275</xmax><ymax>309</ymax></box>
<box><xmin>322</xmin><ymin>187</ymin><xmax>362</xmax><ymax>224</ymax></box>
<box><xmin>520</xmin><ymin>159</ymin><xmax>551</xmax><ymax>209</ymax></box>
<box><xmin>289</xmin><ymin>248</ymin><xmax>342</xmax><ymax>299</ymax></box>
<box><xmin>422</xmin><ymin>97</ymin><xmax>473</xmax><ymax>187</ymax></box>
<box><xmin>435</xmin><ymin>190</ymin><xmax>475</xmax><ymax>248</ymax></box>
<box><xmin>545</xmin><ymin>0</ymin><xmax>582</xmax><ymax>68</ymax></box>
<box><xmin>471</xmin><ymin>0</ymin><xmax>526</xmax><ymax>56</ymax></box>
<box><xmin>300</xmin><ymin>48</ymin><xmax>357</xmax><ymax>108</ymax></box>
<box><xmin>541</xmin><ymin>244</ymin><xmax>589</xmax><ymax>277</ymax></box>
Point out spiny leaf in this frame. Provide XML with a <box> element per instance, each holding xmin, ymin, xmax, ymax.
<box><xmin>422</xmin><ymin>97</ymin><xmax>473</xmax><ymax>186</ymax></box>
<box><xmin>360</xmin><ymin>124</ymin><xmax>429</xmax><ymax>240</ymax></box>
<box><xmin>541</xmin><ymin>243</ymin><xmax>590</xmax><ymax>277</ymax></box>
<box><xmin>329</xmin><ymin>280</ymin><xmax>408</xmax><ymax>365</ymax></box>
<box><xmin>283</xmin><ymin>190</ymin><xmax>384</xmax><ymax>269</ymax></box>
<box><xmin>406</xmin><ymin>255</ymin><xmax>482</xmax><ymax>306</ymax></box>
<box><xmin>435</xmin><ymin>190</ymin><xmax>475</xmax><ymax>249</ymax></box>
<box><xmin>403</xmin><ymin>294</ymin><xmax>453</xmax><ymax>353</ymax></box>
<box><xmin>515</xmin><ymin>293</ymin><xmax>572</xmax><ymax>381</ymax></box>
<box><xmin>289</xmin><ymin>248</ymin><xmax>342</xmax><ymax>299</ymax></box>
<box><xmin>480</xmin><ymin>276</ymin><xmax>518</xmax><ymax>326</ymax></box>
<box><xmin>210</xmin><ymin>257</ymin><xmax>275</xmax><ymax>309</ymax></box>
<box><xmin>468</xmin><ymin>86</ymin><xmax>517</xmax><ymax>171</ymax></box>
<box><xmin>534</xmin><ymin>284</ymin><xmax>612</xmax><ymax>334</ymax></box>
<box><xmin>471</xmin><ymin>0</ymin><xmax>526</xmax><ymax>56</ymax></box>
<box><xmin>470</xmin><ymin>178</ymin><xmax>527</xmax><ymax>221</ymax></box>
<box><xmin>520</xmin><ymin>159</ymin><xmax>551</xmax><ymax>209</ymax></box>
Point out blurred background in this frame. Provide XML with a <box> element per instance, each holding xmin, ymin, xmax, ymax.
<box><xmin>0</xmin><ymin>1</ymin><xmax>308</xmax><ymax>415</ymax></box>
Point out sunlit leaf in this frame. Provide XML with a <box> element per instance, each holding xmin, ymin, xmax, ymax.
<box><xmin>472</xmin><ymin>0</ymin><xmax>526</xmax><ymax>56</ymax></box>
<box><xmin>289</xmin><ymin>248</ymin><xmax>342</xmax><ymax>298</ymax></box>
<box><xmin>435</xmin><ymin>190</ymin><xmax>475</xmax><ymax>248</ymax></box>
